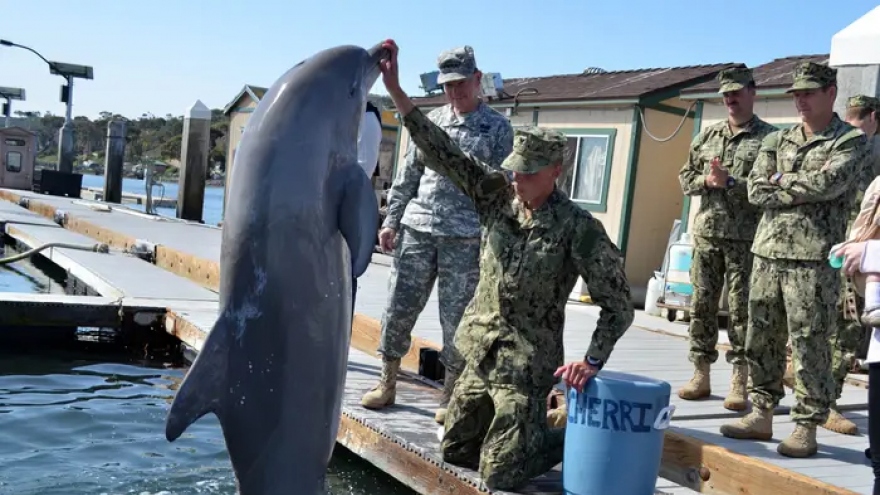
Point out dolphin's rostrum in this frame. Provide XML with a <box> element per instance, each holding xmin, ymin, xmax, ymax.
<box><xmin>164</xmin><ymin>42</ymin><xmax>386</xmax><ymax>495</ymax></box>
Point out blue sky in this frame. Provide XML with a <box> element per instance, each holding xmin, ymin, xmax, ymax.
<box><xmin>1</xmin><ymin>0</ymin><xmax>877</xmax><ymax>120</ymax></box>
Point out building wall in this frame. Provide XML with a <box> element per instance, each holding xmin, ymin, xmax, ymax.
<box><xmin>625</xmin><ymin>100</ymin><xmax>697</xmax><ymax>289</ymax></box>
<box><xmin>223</xmin><ymin>96</ymin><xmax>259</xmax><ymax>216</ymax></box>
<box><xmin>685</xmin><ymin>96</ymin><xmax>800</xmax><ymax>231</ymax></box>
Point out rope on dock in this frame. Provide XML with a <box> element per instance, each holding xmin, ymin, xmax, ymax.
<box><xmin>0</xmin><ymin>241</ymin><xmax>111</xmax><ymax>265</ymax></box>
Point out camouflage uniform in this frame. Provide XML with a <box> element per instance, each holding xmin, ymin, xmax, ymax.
<box><xmin>397</xmin><ymin>109</ymin><xmax>634</xmax><ymax>491</ymax></box>
<box><xmin>362</xmin><ymin>46</ymin><xmax>514</xmax><ymax>423</ymax></box>
<box><xmin>823</xmin><ymin>95</ymin><xmax>880</xmax><ymax>435</ymax></box>
<box><xmin>677</xmin><ymin>67</ymin><xmax>777</xmax><ymax>411</ymax></box>
<box><xmin>720</xmin><ymin>62</ymin><xmax>871</xmax><ymax>458</ymax></box>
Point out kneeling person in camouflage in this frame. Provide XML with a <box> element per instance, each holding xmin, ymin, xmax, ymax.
<box><xmin>378</xmin><ymin>40</ymin><xmax>634</xmax><ymax>491</ymax></box>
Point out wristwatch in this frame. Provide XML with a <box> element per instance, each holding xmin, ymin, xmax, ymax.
<box><xmin>771</xmin><ymin>172</ymin><xmax>783</xmax><ymax>185</ymax></box>
<box><xmin>726</xmin><ymin>176</ymin><xmax>736</xmax><ymax>188</ymax></box>
<box><xmin>586</xmin><ymin>355</ymin><xmax>604</xmax><ymax>370</ymax></box>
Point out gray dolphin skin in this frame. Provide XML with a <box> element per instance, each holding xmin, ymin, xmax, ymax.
<box><xmin>164</xmin><ymin>42</ymin><xmax>386</xmax><ymax>495</ymax></box>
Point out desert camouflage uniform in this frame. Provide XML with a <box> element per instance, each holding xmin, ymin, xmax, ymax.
<box><xmin>720</xmin><ymin>62</ymin><xmax>870</xmax><ymax>458</ymax></box>
<box><xmin>677</xmin><ymin>67</ymin><xmax>777</xmax><ymax>411</ymax></box>
<box><xmin>363</xmin><ymin>46</ymin><xmax>514</xmax><ymax>423</ymax></box>
<box><xmin>398</xmin><ymin>108</ymin><xmax>633</xmax><ymax>491</ymax></box>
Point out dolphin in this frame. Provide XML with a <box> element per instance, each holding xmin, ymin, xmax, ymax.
<box><xmin>163</xmin><ymin>43</ymin><xmax>385</xmax><ymax>495</ymax></box>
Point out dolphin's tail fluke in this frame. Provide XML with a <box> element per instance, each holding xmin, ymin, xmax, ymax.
<box><xmin>165</xmin><ymin>316</ymin><xmax>230</xmax><ymax>442</ymax></box>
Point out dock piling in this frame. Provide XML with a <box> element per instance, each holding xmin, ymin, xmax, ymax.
<box><xmin>177</xmin><ymin>100</ymin><xmax>211</xmax><ymax>223</ymax></box>
<box><xmin>102</xmin><ymin>120</ymin><xmax>127</xmax><ymax>204</ymax></box>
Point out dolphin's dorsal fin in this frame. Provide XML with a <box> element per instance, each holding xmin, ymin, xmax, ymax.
<box><xmin>165</xmin><ymin>316</ymin><xmax>230</xmax><ymax>442</ymax></box>
<box><xmin>338</xmin><ymin>164</ymin><xmax>379</xmax><ymax>278</ymax></box>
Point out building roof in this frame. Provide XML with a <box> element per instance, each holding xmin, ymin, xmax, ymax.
<box><xmin>681</xmin><ymin>54</ymin><xmax>829</xmax><ymax>95</ymax></box>
<box><xmin>409</xmin><ymin>62</ymin><xmax>740</xmax><ymax>107</ymax></box>
<box><xmin>222</xmin><ymin>84</ymin><xmax>268</xmax><ymax>115</ymax></box>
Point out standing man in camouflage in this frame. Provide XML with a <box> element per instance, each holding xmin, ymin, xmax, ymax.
<box><xmin>821</xmin><ymin>94</ymin><xmax>880</xmax><ymax>435</ymax></box>
<box><xmin>361</xmin><ymin>45</ymin><xmax>514</xmax><ymax>425</ymax></box>
<box><xmin>677</xmin><ymin>67</ymin><xmax>777</xmax><ymax>411</ymax></box>
<box><xmin>376</xmin><ymin>39</ymin><xmax>634</xmax><ymax>491</ymax></box>
<box><xmin>720</xmin><ymin>62</ymin><xmax>870</xmax><ymax>458</ymax></box>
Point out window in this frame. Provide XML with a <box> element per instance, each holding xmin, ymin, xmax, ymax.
<box><xmin>556</xmin><ymin>128</ymin><xmax>616</xmax><ymax>212</ymax></box>
<box><xmin>4</xmin><ymin>138</ymin><xmax>25</xmax><ymax>146</ymax></box>
<box><xmin>6</xmin><ymin>151</ymin><xmax>22</xmax><ymax>173</ymax></box>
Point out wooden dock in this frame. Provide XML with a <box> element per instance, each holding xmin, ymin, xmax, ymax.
<box><xmin>0</xmin><ymin>186</ymin><xmax>874</xmax><ymax>495</ymax></box>
<box><xmin>80</xmin><ymin>186</ymin><xmax>178</xmax><ymax>209</ymax></box>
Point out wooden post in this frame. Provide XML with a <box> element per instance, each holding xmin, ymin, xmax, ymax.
<box><xmin>102</xmin><ymin>120</ymin><xmax>126</xmax><ymax>204</ymax></box>
<box><xmin>177</xmin><ymin>100</ymin><xmax>211</xmax><ymax>222</ymax></box>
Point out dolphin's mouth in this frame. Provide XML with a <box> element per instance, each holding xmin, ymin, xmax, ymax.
<box><xmin>363</xmin><ymin>42</ymin><xmax>390</xmax><ymax>93</ymax></box>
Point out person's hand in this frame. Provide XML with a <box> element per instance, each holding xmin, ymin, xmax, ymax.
<box><xmin>705</xmin><ymin>157</ymin><xmax>728</xmax><ymax>188</ymax></box>
<box><xmin>835</xmin><ymin>242</ymin><xmax>868</xmax><ymax>275</ymax></box>
<box><xmin>379</xmin><ymin>39</ymin><xmax>401</xmax><ymax>93</ymax></box>
<box><xmin>378</xmin><ymin>227</ymin><xmax>397</xmax><ymax>253</ymax></box>
<box><xmin>554</xmin><ymin>360</ymin><xmax>599</xmax><ymax>392</ymax></box>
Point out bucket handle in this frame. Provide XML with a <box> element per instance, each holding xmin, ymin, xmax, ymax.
<box><xmin>653</xmin><ymin>405</ymin><xmax>676</xmax><ymax>430</ymax></box>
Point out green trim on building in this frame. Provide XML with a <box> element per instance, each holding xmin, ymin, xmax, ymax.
<box><xmin>531</xmin><ymin>108</ymin><xmax>540</xmax><ymax>125</ymax></box>
<box><xmin>617</xmin><ymin>106</ymin><xmax>643</xmax><ymax>255</ymax></box>
<box><xmin>679</xmin><ymin>100</ymin><xmax>703</xmax><ymax>232</ymax></box>
<box><xmin>556</xmin><ymin>127</ymin><xmax>618</xmax><ymax>213</ymax></box>
<box><xmin>679</xmin><ymin>87</ymin><xmax>791</xmax><ymax>101</ymax></box>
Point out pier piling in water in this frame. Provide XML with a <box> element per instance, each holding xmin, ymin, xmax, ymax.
<box><xmin>177</xmin><ymin>100</ymin><xmax>211</xmax><ymax>223</ymax></box>
<box><xmin>102</xmin><ymin>120</ymin><xmax>127</xmax><ymax>204</ymax></box>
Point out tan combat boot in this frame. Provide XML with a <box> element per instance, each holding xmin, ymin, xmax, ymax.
<box><xmin>361</xmin><ymin>358</ymin><xmax>400</xmax><ymax>410</ymax></box>
<box><xmin>719</xmin><ymin>407</ymin><xmax>773</xmax><ymax>440</ymax></box>
<box><xmin>822</xmin><ymin>404</ymin><xmax>859</xmax><ymax>435</ymax></box>
<box><xmin>778</xmin><ymin>423</ymin><xmax>818</xmax><ymax>457</ymax></box>
<box><xmin>678</xmin><ymin>362</ymin><xmax>710</xmax><ymax>400</ymax></box>
<box><xmin>723</xmin><ymin>364</ymin><xmax>748</xmax><ymax>411</ymax></box>
<box><xmin>434</xmin><ymin>369</ymin><xmax>459</xmax><ymax>424</ymax></box>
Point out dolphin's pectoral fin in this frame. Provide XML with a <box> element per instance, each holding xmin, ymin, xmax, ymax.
<box><xmin>165</xmin><ymin>317</ymin><xmax>230</xmax><ymax>442</ymax></box>
<box><xmin>339</xmin><ymin>165</ymin><xmax>379</xmax><ymax>278</ymax></box>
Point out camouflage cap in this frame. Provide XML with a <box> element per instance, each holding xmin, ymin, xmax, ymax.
<box><xmin>436</xmin><ymin>45</ymin><xmax>477</xmax><ymax>85</ymax></box>
<box><xmin>500</xmin><ymin>127</ymin><xmax>568</xmax><ymax>174</ymax></box>
<box><xmin>786</xmin><ymin>62</ymin><xmax>836</xmax><ymax>93</ymax></box>
<box><xmin>716</xmin><ymin>67</ymin><xmax>754</xmax><ymax>93</ymax></box>
<box><xmin>847</xmin><ymin>94</ymin><xmax>880</xmax><ymax>111</ymax></box>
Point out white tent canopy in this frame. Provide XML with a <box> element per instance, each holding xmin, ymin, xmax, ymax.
<box><xmin>830</xmin><ymin>5</ymin><xmax>880</xmax><ymax>66</ymax></box>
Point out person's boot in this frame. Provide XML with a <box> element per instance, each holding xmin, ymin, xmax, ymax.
<box><xmin>361</xmin><ymin>358</ymin><xmax>400</xmax><ymax>410</ymax></box>
<box><xmin>719</xmin><ymin>407</ymin><xmax>773</xmax><ymax>440</ymax></box>
<box><xmin>723</xmin><ymin>364</ymin><xmax>748</xmax><ymax>411</ymax></box>
<box><xmin>777</xmin><ymin>423</ymin><xmax>818</xmax><ymax>458</ymax></box>
<box><xmin>434</xmin><ymin>368</ymin><xmax>459</xmax><ymax>424</ymax></box>
<box><xmin>678</xmin><ymin>362</ymin><xmax>710</xmax><ymax>400</ymax></box>
<box><xmin>821</xmin><ymin>404</ymin><xmax>859</xmax><ymax>435</ymax></box>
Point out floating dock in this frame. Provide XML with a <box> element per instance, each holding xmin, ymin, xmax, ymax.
<box><xmin>0</xmin><ymin>187</ymin><xmax>873</xmax><ymax>495</ymax></box>
<box><xmin>80</xmin><ymin>186</ymin><xmax>178</xmax><ymax>209</ymax></box>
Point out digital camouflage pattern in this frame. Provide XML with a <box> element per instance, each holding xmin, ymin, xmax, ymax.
<box><xmin>436</xmin><ymin>45</ymin><xmax>477</xmax><ymax>85</ymax></box>
<box><xmin>846</xmin><ymin>95</ymin><xmax>880</xmax><ymax>111</ymax></box>
<box><xmin>680</xmin><ymin>115</ymin><xmax>778</xmax><ymax>241</ymax></box>
<box><xmin>377</xmin><ymin>226</ymin><xmax>480</xmax><ymax>373</ymax></box>
<box><xmin>785</xmin><ymin>61</ymin><xmax>837</xmax><ymax>93</ymax></box>
<box><xmin>687</xmin><ymin>236</ymin><xmax>752</xmax><ymax>365</ymax></box>
<box><xmin>399</xmin><ymin>108</ymin><xmax>634</xmax><ymax>490</ymax></box>
<box><xmin>747</xmin><ymin>114</ymin><xmax>869</xmax><ymax>260</ymax></box>
<box><xmin>831</xmin><ymin>274</ymin><xmax>865</xmax><ymax>400</ymax></box>
<box><xmin>382</xmin><ymin>102</ymin><xmax>514</xmax><ymax>238</ymax></box>
<box><xmin>500</xmin><ymin>126</ymin><xmax>568</xmax><ymax>174</ymax></box>
<box><xmin>746</xmin><ymin>256</ymin><xmax>838</xmax><ymax>424</ymax></box>
<box><xmin>716</xmin><ymin>66</ymin><xmax>755</xmax><ymax>94</ymax></box>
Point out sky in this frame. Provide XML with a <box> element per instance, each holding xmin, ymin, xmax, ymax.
<box><xmin>1</xmin><ymin>0</ymin><xmax>877</xmax><ymax>120</ymax></box>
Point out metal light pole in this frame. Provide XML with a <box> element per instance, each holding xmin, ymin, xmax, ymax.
<box><xmin>0</xmin><ymin>87</ymin><xmax>26</xmax><ymax>128</ymax></box>
<box><xmin>0</xmin><ymin>39</ymin><xmax>93</xmax><ymax>172</ymax></box>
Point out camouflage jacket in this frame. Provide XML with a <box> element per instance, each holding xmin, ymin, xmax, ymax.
<box><xmin>399</xmin><ymin>107</ymin><xmax>634</xmax><ymax>389</ymax></box>
<box><xmin>382</xmin><ymin>102</ymin><xmax>513</xmax><ymax>238</ymax></box>
<box><xmin>679</xmin><ymin>116</ymin><xmax>777</xmax><ymax>241</ymax></box>
<box><xmin>748</xmin><ymin>114</ymin><xmax>870</xmax><ymax>261</ymax></box>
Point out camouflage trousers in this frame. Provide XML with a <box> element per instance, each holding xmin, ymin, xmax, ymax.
<box><xmin>687</xmin><ymin>236</ymin><xmax>752</xmax><ymax>366</ymax></box>
<box><xmin>440</xmin><ymin>349</ymin><xmax>563</xmax><ymax>491</ymax></box>
<box><xmin>747</xmin><ymin>255</ymin><xmax>836</xmax><ymax>425</ymax></box>
<box><xmin>377</xmin><ymin>226</ymin><xmax>480</xmax><ymax>375</ymax></box>
<box><xmin>830</xmin><ymin>273</ymin><xmax>867</xmax><ymax>400</ymax></box>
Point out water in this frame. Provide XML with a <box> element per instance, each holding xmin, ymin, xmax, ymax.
<box><xmin>0</xmin><ymin>190</ymin><xmax>416</xmax><ymax>495</ymax></box>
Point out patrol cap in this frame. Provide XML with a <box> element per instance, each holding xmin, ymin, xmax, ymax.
<box><xmin>436</xmin><ymin>45</ymin><xmax>477</xmax><ymax>85</ymax></box>
<box><xmin>847</xmin><ymin>95</ymin><xmax>880</xmax><ymax>111</ymax></box>
<box><xmin>786</xmin><ymin>62</ymin><xmax>837</xmax><ymax>93</ymax></box>
<box><xmin>500</xmin><ymin>127</ymin><xmax>568</xmax><ymax>174</ymax></box>
<box><xmin>716</xmin><ymin>67</ymin><xmax>754</xmax><ymax>93</ymax></box>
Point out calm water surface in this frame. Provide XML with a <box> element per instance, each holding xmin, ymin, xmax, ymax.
<box><xmin>0</xmin><ymin>194</ymin><xmax>415</xmax><ymax>495</ymax></box>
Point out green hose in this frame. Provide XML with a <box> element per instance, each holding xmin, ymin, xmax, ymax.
<box><xmin>0</xmin><ymin>242</ymin><xmax>110</xmax><ymax>265</ymax></box>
